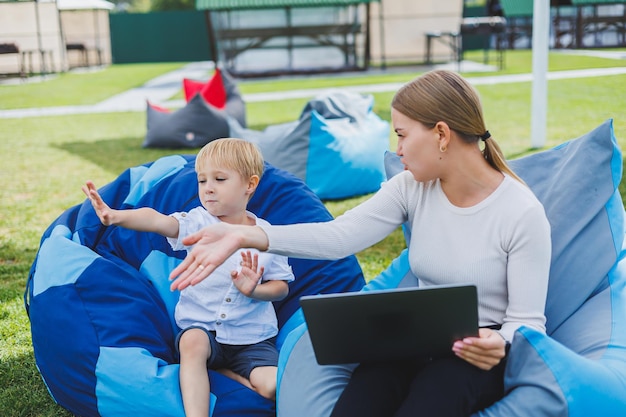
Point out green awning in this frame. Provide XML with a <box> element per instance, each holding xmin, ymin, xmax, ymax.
<box><xmin>196</xmin><ymin>0</ymin><xmax>379</xmax><ymax>11</ymax></box>
<box><xmin>499</xmin><ymin>0</ymin><xmax>533</xmax><ymax>17</ymax></box>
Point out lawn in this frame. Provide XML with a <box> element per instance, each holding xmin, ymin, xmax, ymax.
<box><xmin>1</xmin><ymin>49</ymin><xmax>626</xmax><ymax>416</ymax></box>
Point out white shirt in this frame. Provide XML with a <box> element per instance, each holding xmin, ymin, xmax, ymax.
<box><xmin>260</xmin><ymin>171</ymin><xmax>551</xmax><ymax>342</ymax></box>
<box><xmin>168</xmin><ymin>207</ymin><xmax>294</xmax><ymax>345</ymax></box>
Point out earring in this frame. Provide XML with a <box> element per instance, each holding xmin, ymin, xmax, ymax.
<box><xmin>439</xmin><ymin>145</ymin><xmax>447</xmax><ymax>153</ymax></box>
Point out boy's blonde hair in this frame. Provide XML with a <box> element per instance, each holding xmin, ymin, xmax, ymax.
<box><xmin>195</xmin><ymin>138</ymin><xmax>265</xmax><ymax>181</ymax></box>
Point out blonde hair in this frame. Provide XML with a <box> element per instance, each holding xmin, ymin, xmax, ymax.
<box><xmin>195</xmin><ymin>138</ymin><xmax>265</xmax><ymax>181</ymax></box>
<box><xmin>391</xmin><ymin>70</ymin><xmax>523</xmax><ymax>183</ymax></box>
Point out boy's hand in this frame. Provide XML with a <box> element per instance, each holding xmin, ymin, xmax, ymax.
<box><xmin>82</xmin><ymin>180</ymin><xmax>116</xmax><ymax>226</ymax></box>
<box><xmin>231</xmin><ymin>250</ymin><xmax>264</xmax><ymax>297</ymax></box>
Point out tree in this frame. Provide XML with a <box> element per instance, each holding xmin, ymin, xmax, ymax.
<box><xmin>108</xmin><ymin>0</ymin><xmax>151</xmax><ymax>13</ymax></box>
<box><xmin>150</xmin><ymin>0</ymin><xmax>195</xmax><ymax>11</ymax></box>
<box><xmin>108</xmin><ymin>0</ymin><xmax>194</xmax><ymax>13</ymax></box>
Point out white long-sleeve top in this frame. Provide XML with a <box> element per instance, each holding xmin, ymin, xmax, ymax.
<box><xmin>168</xmin><ymin>208</ymin><xmax>294</xmax><ymax>344</ymax></box>
<box><xmin>260</xmin><ymin>171</ymin><xmax>551</xmax><ymax>342</ymax></box>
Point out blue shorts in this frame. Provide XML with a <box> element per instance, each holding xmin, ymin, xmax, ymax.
<box><xmin>176</xmin><ymin>327</ymin><xmax>278</xmax><ymax>379</ymax></box>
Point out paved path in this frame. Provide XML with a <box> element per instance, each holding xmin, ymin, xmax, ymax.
<box><xmin>1</xmin><ymin>51</ymin><xmax>625</xmax><ymax>119</ymax></box>
<box><xmin>239</xmin><ymin>66</ymin><xmax>626</xmax><ymax>102</ymax></box>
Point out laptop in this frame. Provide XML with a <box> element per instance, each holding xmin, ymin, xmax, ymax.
<box><xmin>299</xmin><ymin>284</ymin><xmax>478</xmax><ymax>365</ymax></box>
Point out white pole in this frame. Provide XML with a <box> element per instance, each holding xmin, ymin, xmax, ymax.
<box><xmin>34</xmin><ymin>0</ymin><xmax>46</xmax><ymax>74</ymax></box>
<box><xmin>530</xmin><ymin>0</ymin><xmax>550</xmax><ymax>148</ymax></box>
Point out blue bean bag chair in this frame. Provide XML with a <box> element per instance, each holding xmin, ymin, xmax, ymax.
<box><xmin>228</xmin><ymin>90</ymin><xmax>390</xmax><ymax>200</ymax></box>
<box><xmin>25</xmin><ymin>158</ymin><xmax>365</xmax><ymax>416</ymax></box>
<box><xmin>276</xmin><ymin>119</ymin><xmax>626</xmax><ymax>417</ymax></box>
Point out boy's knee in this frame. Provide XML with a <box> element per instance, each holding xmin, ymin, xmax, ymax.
<box><xmin>179</xmin><ymin>328</ymin><xmax>211</xmax><ymax>358</ymax></box>
<box><xmin>255</xmin><ymin>381</ymin><xmax>276</xmax><ymax>400</ymax></box>
<box><xmin>250</xmin><ymin>366</ymin><xmax>277</xmax><ymax>400</ymax></box>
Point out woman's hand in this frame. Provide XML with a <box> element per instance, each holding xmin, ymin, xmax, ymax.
<box><xmin>168</xmin><ymin>222</ymin><xmax>240</xmax><ymax>291</ymax></box>
<box><xmin>169</xmin><ymin>224</ymin><xmax>269</xmax><ymax>291</ymax></box>
<box><xmin>452</xmin><ymin>328</ymin><xmax>507</xmax><ymax>370</ymax></box>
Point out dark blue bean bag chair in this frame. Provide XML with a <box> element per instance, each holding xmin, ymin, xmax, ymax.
<box><xmin>25</xmin><ymin>158</ymin><xmax>365</xmax><ymax>416</ymax></box>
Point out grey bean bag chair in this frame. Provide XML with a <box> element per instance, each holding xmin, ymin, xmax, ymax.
<box><xmin>143</xmin><ymin>68</ymin><xmax>246</xmax><ymax>149</ymax></box>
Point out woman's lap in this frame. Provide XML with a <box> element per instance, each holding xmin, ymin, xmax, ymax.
<box><xmin>331</xmin><ymin>356</ymin><xmax>505</xmax><ymax>417</ymax></box>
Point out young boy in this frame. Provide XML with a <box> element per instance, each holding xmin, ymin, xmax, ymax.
<box><xmin>82</xmin><ymin>138</ymin><xmax>294</xmax><ymax>417</ymax></box>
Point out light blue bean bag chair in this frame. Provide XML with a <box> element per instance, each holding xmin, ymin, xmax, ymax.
<box><xmin>25</xmin><ymin>159</ymin><xmax>365</xmax><ymax>416</ymax></box>
<box><xmin>229</xmin><ymin>90</ymin><xmax>390</xmax><ymax>200</ymax></box>
<box><xmin>276</xmin><ymin>119</ymin><xmax>626</xmax><ymax>417</ymax></box>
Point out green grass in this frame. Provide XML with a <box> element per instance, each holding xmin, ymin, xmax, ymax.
<box><xmin>1</xmin><ymin>49</ymin><xmax>626</xmax><ymax>415</ymax></box>
<box><xmin>0</xmin><ymin>62</ymin><xmax>186</xmax><ymax>110</ymax></box>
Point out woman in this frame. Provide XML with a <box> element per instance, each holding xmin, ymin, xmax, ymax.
<box><xmin>169</xmin><ymin>70</ymin><xmax>552</xmax><ymax>416</ymax></box>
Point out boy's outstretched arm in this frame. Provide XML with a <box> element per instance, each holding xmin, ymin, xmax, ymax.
<box><xmin>82</xmin><ymin>180</ymin><xmax>180</xmax><ymax>238</ymax></box>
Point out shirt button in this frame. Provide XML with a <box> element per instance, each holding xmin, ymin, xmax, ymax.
<box><xmin>220</xmin><ymin>313</ymin><xmax>226</xmax><ymax>319</ymax></box>
<box><xmin>216</xmin><ymin>322</ymin><xmax>221</xmax><ymax>326</ymax></box>
<box><xmin>225</xmin><ymin>298</ymin><xmax>231</xmax><ymax>302</ymax></box>
<box><xmin>180</xmin><ymin>213</ymin><xmax>186</xmax><ymax>217</ymax></box>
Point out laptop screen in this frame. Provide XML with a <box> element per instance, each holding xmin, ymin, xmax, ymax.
<box><xmin>299</xmin><ymin>285</ymin><xmax>479</xmax><ymax>365</ymax></box>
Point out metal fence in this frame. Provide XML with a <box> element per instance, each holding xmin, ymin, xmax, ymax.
<box><xmin>109</xmin><ymin>10</ymin><xmax>213</xmax><ymax>64</ymax></box>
